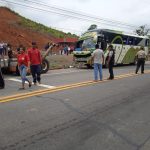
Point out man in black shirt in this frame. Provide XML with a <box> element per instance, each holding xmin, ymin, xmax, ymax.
<box><xmin>107</xmin><ymin>45</ymin><xmax>115</xmax><ymax>80</ymax></box>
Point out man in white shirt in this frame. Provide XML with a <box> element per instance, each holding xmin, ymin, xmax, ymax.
<box><xmin>92</xmin><ymin>44</ymin><xmax>104</xmax><ymax>81</ymax></box>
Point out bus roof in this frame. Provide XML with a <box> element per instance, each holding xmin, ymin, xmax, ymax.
<box><xmin>83</xmin><ymin>29</ymin><xmax>149</xmax><ymax>39</ymax></box>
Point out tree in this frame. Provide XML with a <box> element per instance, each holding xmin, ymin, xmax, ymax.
<box><xmin>88</xmin><ymin>24</ymin><xmax>97</xmax><ymax>31</ymax></box>
<box><xmin>135</xmin><ymin>25</ymin><xmax>150</xmax><ymax>36</ymax></box>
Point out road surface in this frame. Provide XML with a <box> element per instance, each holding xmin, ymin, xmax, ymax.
<box><xmin>0</xmin><ymin>64</ymin><xmax>150</xmax><ymax>150</ymax></box>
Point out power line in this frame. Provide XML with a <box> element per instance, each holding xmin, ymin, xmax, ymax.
<box><xmin>22</xmin><ymin>0</ymin><xmax>138</xmax><ymax>28</ymax></box>
<box><xmin>0</xmin><ymin>0</ymin><xmax>138</xmax><ymax>31</ymax></box>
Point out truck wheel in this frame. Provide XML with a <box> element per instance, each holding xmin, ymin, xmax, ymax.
<box><xmin>86</xmin><ymin>64</ymin><xmax>93</xmax><ymax>69</ymax></box>
<box><xmin>41</xmin><ymin>59</ymin><xmax>49</xmax><ymax>73</ymax></box>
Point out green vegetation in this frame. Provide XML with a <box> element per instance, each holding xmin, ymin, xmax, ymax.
<box><xmin>19</xmin><ymin>18</ymin><xmax>78</xmax><ymax>38</ymax></box>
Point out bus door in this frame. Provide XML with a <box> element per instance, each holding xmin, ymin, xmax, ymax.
<box><xmin>97</xmin><ymin>36</ymin><xmax>107</xmax><ymax>51</ymax></box>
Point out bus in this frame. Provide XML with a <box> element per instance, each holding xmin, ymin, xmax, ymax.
<box><xmin>73</xmin><ymin>29</ymin><xmax>150</xmax><ymax>68</ymax></box>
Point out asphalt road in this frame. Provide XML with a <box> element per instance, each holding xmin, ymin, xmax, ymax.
<box><xmin>0</xmin><ymin>64</ymin><xmax>150</xmax><ymax>150</ymax></box>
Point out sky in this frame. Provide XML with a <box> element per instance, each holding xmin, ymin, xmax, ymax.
<box><xmin>0</xmin><ymin>0</ymin><xmax>150</xmax><ymax>35</ymax></box>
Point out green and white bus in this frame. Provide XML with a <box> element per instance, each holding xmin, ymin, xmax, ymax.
<box><xmin>73</xmin><ymin>29</ymin><xmax>150</xmax><ymax>68</ymax></box>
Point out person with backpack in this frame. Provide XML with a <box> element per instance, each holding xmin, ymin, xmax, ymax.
<box><xmin>107</xmin><ymin>45</ymin><xmax>115</xmax><ymax>80</ymax></box>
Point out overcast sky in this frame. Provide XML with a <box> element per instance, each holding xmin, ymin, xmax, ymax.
<box><xmin>1</xmin><ymin>0</ymin><xmax>150</xmax><ymax>35</ymax></box>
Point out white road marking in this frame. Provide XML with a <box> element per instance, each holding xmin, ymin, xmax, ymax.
<box><xmin>7</xmin><ymin>78</ymin><xmax>56</xmax><ymax>89</ymax></box>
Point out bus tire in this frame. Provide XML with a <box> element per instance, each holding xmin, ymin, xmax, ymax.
<box><xmin>41</xmin><ymin>59</ymin><xmax>49</xmax><ymax>73</ymax></box>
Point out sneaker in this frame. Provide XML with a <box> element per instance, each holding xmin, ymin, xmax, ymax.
<box><xmin>93</xmin><ymin>80</ymin><xmax>98</xmax><ymax>82</ymax></box>
<box><xmin>34</xmin><ymin>82</ymin><xmax>37</xmax><ymax>85</ymax></box>
<box><xmin>38</xmin><ymin>81</ymin><xmax>41</xmax><ymax>84</ymax></box>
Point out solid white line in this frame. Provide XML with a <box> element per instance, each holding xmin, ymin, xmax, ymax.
<box><xmin>7</xmin><ymin>78</ymin><xmax>56</xmax><ymax>89</ymax></box>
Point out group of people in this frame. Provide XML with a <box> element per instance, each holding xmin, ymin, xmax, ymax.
<box><xmin>60</xmin><ymin>45</ymin><xmax>72</xmax><ymax>55</ymax></box>
<box><xmin>0</xmin><ymin>41</ymin><xmax>42</xmax><ymax>90</ymax></box>
<box><xmin>17</xmin><ymin>42</ymin><xmax>42</xmax><ymax>89</ymax></box>
<box><xmin>0</xmin><ymin>42</ymin><xmax>147</xmax><ymax>90</ymax></box>
<box><xmin>92</xmin><ymin>44</ymin><xmax>146</xmax><ymax>81</ymax></box>
<box><xmin>92</xmin><ymin>44</ymin><xmax>115</xmax><ymax>81</ymax></box>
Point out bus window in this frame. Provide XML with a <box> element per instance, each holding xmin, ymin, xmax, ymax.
<box><xmin>128</xmin><ymin>37</ymin><xmax>134</xmax><ymax>45</ymax></box>
<box><xmin>82</xmin><ymin>38</ymin><xmax>95</xmax><ymax>49</ymax></box>
<box><xmin>133</xmin><ymin>38</ymin><xmax>136</xmax><ymax>45</ymax></box>
<box><xmin>75</xmin><ymin>40</ymin><xmax>83</xmax><ymax>51</ymax></box>
<box><xmin>123</xmin><ymin>36</ymin><xmax>128</xmax><ymax>44</ymax></box>
<box><xmin>145</xmin><ymin>39</ymin><xmax>149</xmax><ymax>46</ymax></box>
<box><xmin>97</xmin><ymin>36</ymin><xmax>103</xmax><ymax>43</ymax></box>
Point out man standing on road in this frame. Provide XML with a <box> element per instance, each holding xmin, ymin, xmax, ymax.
<box><xmin>135</xmin><ymin>46</ymin><xmax>146</xmax><ymax>74</ymax></box>
<box><xmin>28</xmin><ymin>42</ymin><xmax>42</xmax><ymax>85</ymax></box>
<box><xmin>107</xmin><ymin>45</ymin><xmax>115</xmax><ymax>80</ymax></box>
<box><xmin>0</xmin><ymin>43</ymin><xmax>5</xmax><ymax>89</ymax></box>
<box><xmin>92</xmin><ymin>44</ymin><xmax>104</xmax><ymax>81</ymax></box>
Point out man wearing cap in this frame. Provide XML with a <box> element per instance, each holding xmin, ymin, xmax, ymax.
<box><xmin>28</xmin><ymin>42</ymin><xmax>42</xmax><ymax>85</ymax></box>
<box><xmin>135</xmin><ymin>47</ymin><xmax>146</xmax><ymax>74</ymax></box>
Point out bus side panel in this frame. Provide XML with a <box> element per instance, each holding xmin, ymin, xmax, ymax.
<box><xmin>121</xmin><ymin>47</ymin><xmax>139</xmax><ymax>64</ymax></box>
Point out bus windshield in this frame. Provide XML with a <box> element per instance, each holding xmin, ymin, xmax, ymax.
<box><xmin>82</xmin><ymin>38</ymin><xmax>95</xmax><ymax>50</ymax></box>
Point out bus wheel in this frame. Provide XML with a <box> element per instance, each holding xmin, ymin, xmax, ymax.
<box><xmin>41</xmin><ymin>59</ymin><xmax>49</xmax><ymax>73</ymax></box>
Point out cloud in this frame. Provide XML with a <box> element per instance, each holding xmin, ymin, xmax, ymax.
<box><xmin>1</xmin><ymin>0</ymin><xmax>150</xmax><ymax>35</ymax></box>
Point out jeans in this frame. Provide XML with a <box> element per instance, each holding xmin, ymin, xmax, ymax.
<box><xmin>108</xmin><ymin>63</ymin><xmax>114</xmax><ymax>79</ymax></box>
<box><xmin>19</xmin><ymin>65</ymin><xmax>29</xmax><ymax>84</ymax></box>
<box><xmin>94</xmin><ymin>63</ymin><xmax>103</xmax><ymax>80</ymax></box>
<box><xmin>30</xmin><ymin>65</ymin><xmax>41</xmax><ymax>83</ymax></box>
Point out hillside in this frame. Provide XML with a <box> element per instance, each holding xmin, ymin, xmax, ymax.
<box><xmin>0</xmin><ymin>7</ymin><xmax>78</xmax><ymax>50</ymax></box>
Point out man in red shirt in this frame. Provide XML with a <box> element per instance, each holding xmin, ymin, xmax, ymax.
<box><xmin>28</xmin><ymin>42</ymin><xmax>42</xmax><ymax>85</ymax></box>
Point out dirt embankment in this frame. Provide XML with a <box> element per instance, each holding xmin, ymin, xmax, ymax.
<box><xmin>0</xmin><ymin>7</ymin><xmax>57</xmax><ymax>50</ymax></box>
